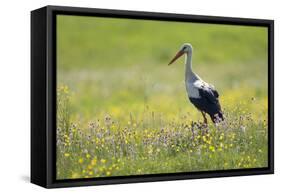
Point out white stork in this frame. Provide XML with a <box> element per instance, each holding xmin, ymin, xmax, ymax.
<box><xmin>168</xmin><ymin>43</ymin><xmax>224</xmax><ymax>124</ymax></box>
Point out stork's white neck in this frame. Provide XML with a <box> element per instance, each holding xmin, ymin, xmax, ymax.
<box><xmin>185</xmin><ymin>51</ymin><xmax>198</xmax><ymax>82</ymax></box>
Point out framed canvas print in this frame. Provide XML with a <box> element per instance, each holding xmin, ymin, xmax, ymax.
<box><xmin>31</xmin><ymin>5</ymin><xmax>274</xmax><ymax>188</ymax></box>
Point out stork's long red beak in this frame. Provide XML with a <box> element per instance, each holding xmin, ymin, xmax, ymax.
<box><xmin>168</xmin><ymin>50</ymin><xmax>184</xmax><ymax>65</ymax></box>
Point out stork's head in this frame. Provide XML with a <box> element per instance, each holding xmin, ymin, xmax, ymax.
<box><xmin>181</xmin><ymin>43</ymin><xmax>193</xmax><ymax>53</ymax></box>
<box><xmin>168</xmin><ymin>43</ymin><xmax>193</xmax><ymax>65</ymax></box>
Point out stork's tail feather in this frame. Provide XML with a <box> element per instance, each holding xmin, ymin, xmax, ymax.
<box><xmin>211</xmin><ymin>112</ymin><xmax>224</xmax><ymax>123</ymax></box>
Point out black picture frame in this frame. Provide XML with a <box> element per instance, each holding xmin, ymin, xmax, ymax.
<box><xmin>31</xmin><ymin>5</ymin><xmax>274</xmax><ymax>188</ymax></box>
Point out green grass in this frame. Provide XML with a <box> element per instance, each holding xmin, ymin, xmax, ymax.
<box><xmin>56</xmin><ymin>15</ymin><xmax>268</xmax><ymax>179</ymax></box>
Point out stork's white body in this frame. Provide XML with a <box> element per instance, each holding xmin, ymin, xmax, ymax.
<box><xmin>186</xmin><ymin>78</ymin><xmax>216</xmax><ymax>98</ymax></box>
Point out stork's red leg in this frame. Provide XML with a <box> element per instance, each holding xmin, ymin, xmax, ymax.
<box><xmin>201</xmin><ymin>111</ymin><xmax>208</xmax><ymax>126</ymax></box>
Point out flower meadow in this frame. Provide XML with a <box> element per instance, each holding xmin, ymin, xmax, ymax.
<box><xmin>56</xmin><ymin>85</ymin><xmax>268</xmax><ymax>179</ymax></box>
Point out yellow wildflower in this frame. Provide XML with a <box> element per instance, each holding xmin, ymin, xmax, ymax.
<box><xmin>209</xmin><ymin>145</ymin><xmax>215</xmax><ymax>152</ymax></box>
<box><xmin>91</xmin><ymin>158</ymin><xmax>97</xmax><ymax>166</ymax></box>
<box><xmin>101</xmin><ymin>159</ymin><xmax>107</xmax><ymax>164</ymax></box>
<box><xmin>202</xmin><ymin>136</ymin><xmax>206</xmax><ymax>142</ymax></box>
<box><xmin>64</xmin><ymin>153</ymin><xmax>70</xmax><ymax>157</ymax></box>
<box><xmin>78</xmin><ymin>158</ymin><xmax>84</xmax><ymax>164</ymax></box>
<box><xmin>87</xmin><ymin>165</ymin><xmax>92</xmax><ymax>170</ymax></box>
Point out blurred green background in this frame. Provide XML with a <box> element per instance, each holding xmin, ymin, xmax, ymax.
<box><xmin>57</xmin><ymin>15</ymin><xmax>268</xmax><ymax>123</ymax></box>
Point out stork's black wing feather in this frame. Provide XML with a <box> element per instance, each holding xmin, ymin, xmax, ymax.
<box><xmin>198</xmin><ymin>87</ymin><xmax>219</xmax><ymax>104</ymax></box>
<box><xmin>193</xmin><ymin>86</ymin><xmax>224</xmax><ymax>123</ymax></box>
<box><xmin>211</xmin><ymin>88</ymin><xmax>219</xmax><ymax>98</ymax></box>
